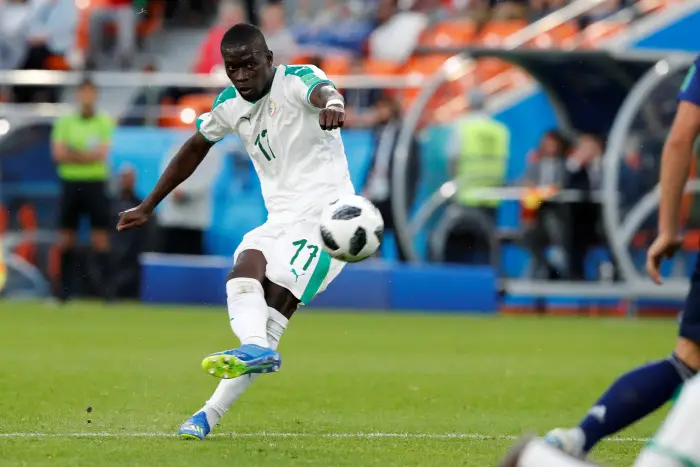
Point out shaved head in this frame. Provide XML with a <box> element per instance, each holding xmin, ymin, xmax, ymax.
<box><xmin>220</xmin><ymin>23</ymin><xmax>275</xmax><ymax>102</ymax></box>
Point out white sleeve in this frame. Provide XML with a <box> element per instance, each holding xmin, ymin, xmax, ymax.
<box><xmin>284</xmin><ymin>65</ymin><xmax>335</xmax><ymax>107</ymax></box>
<box><xmin>196</xmin><ymin>88</ymin><xmax>236</xmax><ymax>143</ymax></box>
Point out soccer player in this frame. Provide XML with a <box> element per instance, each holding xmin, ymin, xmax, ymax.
<box><xmin>116</xmin><ymin>24</ymin><xmax>352</xmax><ymax>440</ymax></box>
<box><xmin>542</xmin><ymin>56</ymin><xmax>700</xmax><ymax>457</ymax></box>
<box><xmin>501</xmin><ymin>372</ymin><xmax>700</xmax><ymax>467</ymax></box>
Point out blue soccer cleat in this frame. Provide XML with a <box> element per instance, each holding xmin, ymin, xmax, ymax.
<box><xmin>201</xmin><ymin>344</ymin><xmax>281</xmax><ymax>379</ymax></box>
<box><xmin>178</xmin><ymin>411</ymin><xmax>211</xmax><ymax>440</ymax></box>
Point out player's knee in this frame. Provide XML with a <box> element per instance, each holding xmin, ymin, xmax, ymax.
<box><xmin>228</xmin><ymin>250</ymin><xmax>267</xmax><ymax>283</ymax></box>
<box><xmin>673</xmin><ymin>337</ymin><xmax>700</xmax><ymax>371</ymax></box>
<box><xmin>227</xmin><ymin>277</ymin><xmax>264</xmax><ymax>299</ymax></box>
<box><xmin>90</xmin><ymin>230</ymin><xmax>110</xmax><ymax>251</ymax></box>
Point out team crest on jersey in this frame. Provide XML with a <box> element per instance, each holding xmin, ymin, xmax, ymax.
<box><xmin>269</xmin><ymin>99</ymin><xmax>278</xmax><ymax>117</ymax></box>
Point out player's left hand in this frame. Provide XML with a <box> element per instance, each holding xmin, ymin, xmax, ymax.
<box><xmin>319</xmin><ymin>105</ymin><xmax>345</xmax><ymax>131</ymax></box>
<box><xmin>646</xmin><ymin>233</ymin><xmax>683</xmax><ymax>284</ymax></box>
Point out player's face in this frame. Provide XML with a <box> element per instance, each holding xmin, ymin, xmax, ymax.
<box><xmin>222</xmin><ymin>44</ymin><xmax>273</xmax><ymax>102</ymax></box>
<box><xmin>77</xmin><ymin>84</ymin><xmax>97</xmax><ymax>109</ymax></box>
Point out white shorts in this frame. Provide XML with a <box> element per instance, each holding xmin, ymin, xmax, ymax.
<box><xmin>233</xmin><ymin>219</ymin><xmax>346</xmax><ymax>305</ymax></box>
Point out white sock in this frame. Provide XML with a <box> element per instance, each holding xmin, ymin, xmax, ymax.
<box><xmin>199</xmin><ymin>307</ymin><xmax>289</xmax><ymax>428</ymax></box>
<box><xmin>226</xmin><ymin>278</ymin><xmax>269</xmax><ymax>347</ymax></box>
<box><xmin>518</xmin><ymin>439</ymin><xmax>594</xmax><ymax>467</ymax></box>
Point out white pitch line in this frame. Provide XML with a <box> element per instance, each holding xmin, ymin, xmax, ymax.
<box><xmin>0</xmin><ymin>432</ymin><xmax>650</xmax><ymax>442</ymax></box>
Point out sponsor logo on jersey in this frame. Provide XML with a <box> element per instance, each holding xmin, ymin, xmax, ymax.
<box><xmin>269</xmin><ymin>99</ymin><xmax>278</xmax><ymax>117</ymax></box>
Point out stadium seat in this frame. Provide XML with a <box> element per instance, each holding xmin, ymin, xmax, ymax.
<box><xmin>159</xmin><ymin>93</ymin><xmax>216</xmax><ymax>128</ymax></box>
<box><xmin>400</xmin><ymin>54</ymin><xmax>453</xmax><ymax>105</ymax></box>
<box><xmin>321</xmin><ymin>56</ymin><xmax>352</xmax><ymax>76</ymax></box>
<box><xmin>579</xmin><ymin>21</ymin><xmax>627</xmax><ymax>49</ymax></box>
<box><xmin>362</xmin><ymin>59</ymin><xmax>401</xmax><ymax>76</ymax></box>
<box><xmin>528</xmin><ymin>22</ymin><xmax>580</xmax><ymax>49</ymax></box>
<box><xmin>683</xmin><ymin>230</ymin><xmax>700</xmax><ymax>252</ymax></box>
<box><xmin>44</xmin><ymin>55</ymin><xmax>71</xmax><ymax>71</ymax></box>
<box><xmin>418</xmin><ymin>19</ymin><xmax>477</xmax><ymax>47</ymax></box>
<box><xmin>477</xmin><ymin>20</ymin><xmax>529</xmax><ymax>47</ymax></box>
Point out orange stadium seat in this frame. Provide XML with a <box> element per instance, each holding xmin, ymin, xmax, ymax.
<box><xmin>478</xmin><ymin>20</ymin><xmax>528</xmax><ymax>47</ymax></box>
<box><xmin>579</xmin><ymin>21</ymin><xmax>627</xmax><ymax>49</ymax></box>
<box><xmin>44</xmin><ymin>55</ymin><xmax>71</xmax><ymax>71</ymax></box>
<box><xmin>321</xmin><ymin>56</ymin><xmax>351</xmax><ymax>76</ymax></box>
<box><xmin>159</xmin><ymin>93</ymin><xmax>216</xmax><ymax>128</ymax></box>
<box><xmin>400</xmin><ymin>54</ymin><xmax>453</xmax><ymax>108</ymax></box>
<box><xmin>528</xmin><ymin>22</ymin><xmax>580</xmax><ymax>49</ymax></box>
<box><xmin>362</xmin><ymin>59</ymin><xmax>401</xmax><ymax>75</ymax></box>
<box><xmin>418</xmin><ymin>19</ymin><xmax>477</xmax><ymax>47</ymax></box>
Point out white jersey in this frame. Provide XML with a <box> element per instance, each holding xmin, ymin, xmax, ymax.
<box><xmin>196</xmin><ymin>64</ymin><xmax>355</xmax><ymax>225</ymax></box>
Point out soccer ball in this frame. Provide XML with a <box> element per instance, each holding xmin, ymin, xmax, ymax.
<box><xmin>319</xmin><ymin>195</ymin><xmax>384</xmax><ymax>263</ymax></box>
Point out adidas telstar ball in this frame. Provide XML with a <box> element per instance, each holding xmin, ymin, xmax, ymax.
<box><xmin>319</xmin><ymin>195</ymin><xmax>384</xmax><ymax>263</ymax></box>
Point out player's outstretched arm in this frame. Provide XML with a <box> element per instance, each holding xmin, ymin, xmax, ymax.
<box><xmin>116</xmin><ymin>132</ymin><xmax>213</xmax><ymax>231</ymax></box>
<box><xmin>647</xmin><ymin>101</ymin><xmax>700</xmax><ymax>283</ymax></box>
<box><xmin>310</xmin><ymin>83</ymin><xmax>345</xmax><ymax>131</ymax></box>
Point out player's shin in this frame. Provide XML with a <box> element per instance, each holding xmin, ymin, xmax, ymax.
<box><xmin>198</xmin><ymin>308</ymin><xmax>289</xmax><ymax>429</ymax></box>
<box><xmin>575</xmin><ymin>353</ymin><xmax>694</xmax><ymax>453</ymax></box>
<box><xmin>227</xmin><ymin>278</ymin><xmax>270</xmax><ymax>347</ymax></box>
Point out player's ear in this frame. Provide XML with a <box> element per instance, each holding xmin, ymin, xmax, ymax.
<box><xmin>266</xmin><ymin>50</ymin><xmax>273</xmax><ymax>67</ymax></box>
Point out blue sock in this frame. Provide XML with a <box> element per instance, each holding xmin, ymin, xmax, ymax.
<box><xmin>579</xmin><ymin>353</ymin><xmax>695</xmax><ymax>452</ymax></box>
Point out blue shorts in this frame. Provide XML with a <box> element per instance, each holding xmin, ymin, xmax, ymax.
<box><xmin>681</xmin><ymin>256</ymin><xmax>700</xmax><ymax>343</ymax></box>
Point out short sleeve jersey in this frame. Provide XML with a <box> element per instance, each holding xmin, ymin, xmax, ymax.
<box><xmin>51</xmin><ymin>113</ymin><xmax>114</xmax><ymax>181</ymax></box>
<box><xmin>678</xmin><ymin>56</ymin><xmax>700</xmax><ymax>106</ymax></box>
<box><xmin>196</xmin><ymin>64</ymin><xmax>355</xmax><ymax>224</ymax></box>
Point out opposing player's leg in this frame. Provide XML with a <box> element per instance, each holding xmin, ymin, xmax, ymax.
<box><xmin>545</xmin><ymin>263</ymin><xmax>700</xmax><ymax>456</ymax></box>
<box><xmin>201</xmin><ymin>249</ymin><xmax>283</xmax><ymax>379</ymax></box>
<box><xmin>179</xmin><ymin>306</ymin><xmax>289</xmax><ymax>440</ymax></box>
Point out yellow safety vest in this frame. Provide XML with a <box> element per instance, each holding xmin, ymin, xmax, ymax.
<box><xmin>455</xmin><ymin>117</ymin><xmax>509</xmax><ymax>207</ymax></box>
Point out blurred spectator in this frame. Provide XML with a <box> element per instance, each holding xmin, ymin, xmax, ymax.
<box><xmin>587</xmin><ymin>0</ymin><xmax>622</xmax><ymax>21</ymax></box>
<box><xmin>491</xmin><ymin>0</ymin><xmax>528</xmax><ymax>20</ymax></box>
<box><xmin>87</xmin><ymin>0</ymin><xmax>144</xmax><ymax>69</ymax></box>
<box><xmin>429</xmin><ymin>88</ymin><xmax>510</xmax><ymax>265</ymax></box>
<box><xmin>260</xmin><ymin>1</ymin><xmax>297</xmax><ymax>66</ymax></box>
<box><xmin>519</xmin><ymin>129</ymin><xmax>571</xmax><ymax>279</ymax></box>
<box><xmin>367</xmin><ymin>0</ymin><xmax>429</xmax><ymax>64</ymax></box>
<box><xmin>157</xmin><ymin>142</ymin><xmax>222</xmax><ymax>256</ymax></box>
<box><xmin>0</xmin><ymin>0</ymin><xmax>33</xmax><ymax>70</ymax></box>
<box><xmin>13</xmin><ymin>0</ymin><xmax>77</xmax><ymax>103</ymax></box>
<box><xmin>565</xmin><ymin>132</ymin><xmax>605</xmax><ymax>280</ymax></box>
<box><xmin>351</xmin><ymin>92</ymin><xmax>419</xmax><ymax>260</ymax></box>
<box><xmin>51</xmin><ymin>78</ymin><xmax>114</xmax><ymax>302</ymax></box>
<box><xmin>110</xmin><ymin>165</ymin><xmax>146</xmax><ymax>299</ymax></box>
<box><xmin>193</xmin><ymin>0</ymin><xmax>246</xmax><ymax>75</ymax></box>
<box><xmin>343</xmin><ymin>57</ymin><xmax>382</xmax><ymax>112</ymax></box>
<box><xmin>413</xmin><ymin>0</ymin><xmax>451</xmax><ymax>21</ymax></box>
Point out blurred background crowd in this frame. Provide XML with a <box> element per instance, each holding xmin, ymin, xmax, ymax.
<box><xmin>0</xmin><ymin>0</ymin><xmax>692</xmax><ymax>305</ymax></box>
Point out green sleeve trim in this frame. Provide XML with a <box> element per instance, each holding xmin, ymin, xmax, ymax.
<box><xmin>212</xmin><ymin>87</ymin><xmax>237</xmax><ymax>110</ymax></box>
<box><xmin>682</xmin><ymin>64</ymin><xmax>696</xmax><ymax>93</ymax></box>
<box><xmin>195</xmin><ymin>117</ymin><xmax>221</xmax><ymax>144</ymax></box>
<box><xmin>305</xmin><ymin>80</ymin><xmax>334</xmax><ymax>105</ymax></box>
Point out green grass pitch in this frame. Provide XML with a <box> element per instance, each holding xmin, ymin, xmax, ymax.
<box><xmin>0</xmin><ymin>301</ymin><xmax>678</xmax><ymax>466</ymax></box>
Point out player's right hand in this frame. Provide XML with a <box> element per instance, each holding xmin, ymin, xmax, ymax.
<box><xmin>646</xmin><ymin>233</ymin><xmax>683</xmax><ymax>284</ymax></box>
<box><xmin>117</xmin><ymin>205</ymin><xmax>151</xmax><ymax>232</ymax></box>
